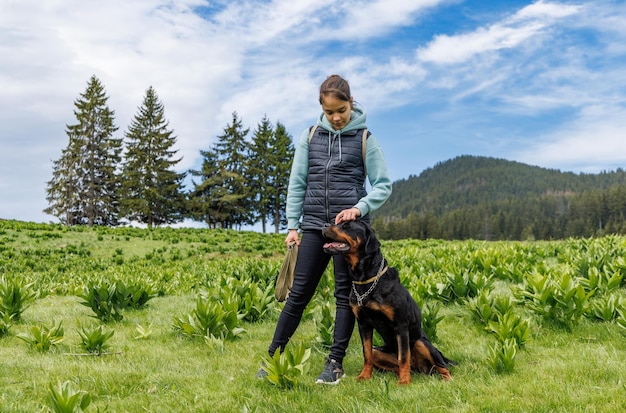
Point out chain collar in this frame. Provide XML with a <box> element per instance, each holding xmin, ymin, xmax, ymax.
<box><xmin>351</xmin><ymin>259</ymin><xmax>388</xmax><ymax>307</ymax></box>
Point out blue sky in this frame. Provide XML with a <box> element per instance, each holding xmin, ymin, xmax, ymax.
<box><xmin>1</xmin><ymin>0</ymin><xmax>625</xmax><ymax>225</ymax></box>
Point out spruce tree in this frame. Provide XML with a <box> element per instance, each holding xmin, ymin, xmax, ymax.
<box><xmin>120</xmin><ymin>86</ymin><xmax>185</xmax><ymax>228</ymax></box>
<box><xmin>44</xmin><ymin>75</ymin><xmax>121</xmax><ymax>226</ymax></box>
<box><xmin>247</xmin><ymin>119</ymin><xmax>294</xmax><ymax>233</ymax></box>
<box><xmin>248</xmin><ymin>116</ymin><xmax>275</xmax><ymax>233</ymax></box>
<box><xmin>268</xmin><ymin>122</ymin><xmax>294</xmax><ymax>233</ymax></box>
<box><xmin>189</xmin><ymin>112</ymin><xmax>252</xmax><ymax>229</ymax></box>
<box><xmin>188</xmin><ymin>148</ymin><xmax>222</xmax><ymax>228</ymax></box>
<box><xmin>45</xmin><ymin>146</ymin><xmax>81</xmax><ymax>225</ymax></box>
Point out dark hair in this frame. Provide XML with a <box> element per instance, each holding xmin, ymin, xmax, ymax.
<box><xmin>319</xmin><ymin>74</ymin><xmax>352</xmax><ymax>104</ymax></box>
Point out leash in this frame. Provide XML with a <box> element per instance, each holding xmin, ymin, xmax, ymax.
<box><xmin>352</xmin><ymin>259</ymin><xmax>388</xmax><ymax>307</ymax></box>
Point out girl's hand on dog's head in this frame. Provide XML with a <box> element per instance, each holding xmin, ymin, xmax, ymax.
<box><xmin>335</xmin><ymin>207</ymin><xmax>361</xmax><ymax>224</ymax></box>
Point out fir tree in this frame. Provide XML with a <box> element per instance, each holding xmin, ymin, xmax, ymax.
<box><xmin>189</xmin><ymin>112</ymin><xmax>252</xmax><ymax>229</ymax></box>
<box><xmin>45</xmin><ymin>146</ymin><xmax>81</xmax><ymax>225</ymax></box>
<box><xmin>187</xmin><ymin>148</ymin><xmax>220</xmax><ymax>227</ymax></box>
<box><xmin>247</xmin><ymin>118</ymin><xmax>294</xmax><ymax>233</ymax></box>
<box><xmin>268</xmin><ymin>121</ymin><xmax>294</xmax><ymax>233</ymax></box>
<box><xmin>44</xmin><ymin>75</ymin><xmax>121</xmax><ymax>226</ymax></box>
<box><xmin>248</xmin><ymin>116</ymin><xmax>275</xmax><ymax>233</ymax></box>
<box><xmin>120</xmin><ymin>86</ymin><xmax>185</xmax><ymax>227</ymax></box>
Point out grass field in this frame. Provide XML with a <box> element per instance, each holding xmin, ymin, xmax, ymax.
<box><xmin>1</xmin><ymin>220</ymin><xmax>625</xmax><ymax>412</ymax></box>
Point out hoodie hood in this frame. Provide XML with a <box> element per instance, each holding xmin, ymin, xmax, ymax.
<box><xmin>315</xmin><ymin>102</ymin><xmax>368</xmax><ymax>163</ymax></box>
<box><xmin>316</xmin><ymin>102</ymin><xmax>367</xmax><ymax>134</ymax></box>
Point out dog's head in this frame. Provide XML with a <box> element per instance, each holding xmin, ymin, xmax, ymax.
<box><xmin>322</xmin><ymin>220</ymin><xmax>381</xmax><ymax>271</ymax></box>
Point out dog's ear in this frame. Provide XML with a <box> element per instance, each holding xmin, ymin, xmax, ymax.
<box><xmin>362</xmin><ymin>222</ymin><xmax>380</xmax><ymax>256</ymax></box>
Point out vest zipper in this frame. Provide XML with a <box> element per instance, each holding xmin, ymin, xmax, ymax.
<box><xmin>325</xmin><ymin>132</ymin><xmax>334</xmax><ymax>223</ymax></box>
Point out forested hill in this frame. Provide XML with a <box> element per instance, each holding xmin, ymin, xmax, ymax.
<box><xmin>372</xmin><ymin>155</ymin><xmax>626</xmax><ymax>241</ymax></box>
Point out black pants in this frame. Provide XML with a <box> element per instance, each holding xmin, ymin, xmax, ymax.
<box><xmin>268</xmin><ymin>229</ymin><xmax>355</xmax><ymax>363</ymax></box>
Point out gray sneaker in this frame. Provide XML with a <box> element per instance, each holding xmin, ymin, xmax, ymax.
<box><xmin>315</xmin><ymin>359</ymin><xmax>345</xmax><ymax>385</ymax></box>
<box><xmin>256</xmin><ymin>362</ymin><xmax>268</xmax><ymax>379</ymax></box>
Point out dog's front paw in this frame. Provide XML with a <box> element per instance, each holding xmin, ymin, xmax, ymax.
<box><xmin>356</xmin><ymin>368</ymin><xmax>373</xmax><ymax>381</ymax></box>
<box><xmin>398</xmin><ymin>373</ymin><xmax>411</xmax><ymax>385</ymax></box>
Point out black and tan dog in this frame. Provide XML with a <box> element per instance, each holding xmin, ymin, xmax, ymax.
<box><xmin>322</xmin><ymin>220</ymin><xmax>454</xmax><ymax>384</ymax></box>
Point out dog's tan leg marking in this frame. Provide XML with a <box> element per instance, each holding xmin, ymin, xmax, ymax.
<box><xmin>414</xmin><ymin>340</ymin><xmax>452</xmax><ymax>381</ymax></box>
<box><xmin>350</xmin><ymin>304</ymin><xmax>360</xmax><ymax>318</ymax></box>
<box><xmin>357</xmin><ymin>331</ymin><xmax>374</xmax><ymax>380</ymax></box>
<box><xmin>397</xmin><ymin>335</ymin><xmax>411</xmax><ymax>385</ymax></box>
<box><xmin>372</xmin><ymin>349</ymin><xmax>399</xmax><ymax>372</ymax></box>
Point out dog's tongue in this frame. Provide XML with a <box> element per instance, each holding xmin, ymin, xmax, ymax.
<box><xmin>324</xmin><ymin>242</ymin><xmax>344</xmax><ymax>249</ymax></box>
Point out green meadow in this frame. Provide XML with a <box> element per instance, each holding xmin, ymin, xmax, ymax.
<box><xmin>1</xmin><ymin>220</ymin><xmax>625</xmax><ymax>412</ymax></box>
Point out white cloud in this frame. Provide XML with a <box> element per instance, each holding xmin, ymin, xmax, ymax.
<box><xmin>514</xmin><ymin>104</ymin><xmax>626</xmax><ymax>172</ymax></box>
<box><xmin>209</xmin><ymin>0</ymin><xmax>333</xmax><ymax>44</ymax></box>
<box><xmin>0</xmin><ymin>0</ymin><xmax>244</xmax><ymax>171</ymax></box>
<box><xmin>222</xmin><ymin>0</ymin><xmax>450</xmax><ymax>43</ymax></box>
<box><xmin>416</xmin><ymin>1</ymin><xmax>581</xmax><ymax>64</ymax></box>
<box><xmin>340</xmin><ymin>0</ymin><xmax>445</xmax><ymax>38</ymax></box>
<box><xmin>412</xmin><ymin>1</ymin><xmax>625</xmax><ymax>117</ymax></box>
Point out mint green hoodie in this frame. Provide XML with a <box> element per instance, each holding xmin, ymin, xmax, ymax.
<box><xmin>286</xmin><ymin>103</ymin><xmax>392</xmax><ymax>230</ymax></box>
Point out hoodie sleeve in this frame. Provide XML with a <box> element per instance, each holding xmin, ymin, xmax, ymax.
<box><xmin>285</xmin><ymin>129</ymin><xmax>311</xmax><ymax>230</ymax></box>
<box><xmin>354</xmin><ymin>134</ymin><xmax>392</xmax><ymax>217</ymax></box>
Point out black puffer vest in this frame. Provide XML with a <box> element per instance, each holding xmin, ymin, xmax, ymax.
<box><xmin>301</xmin><ymin>127</ymin><xmax>369</xmax><ymax>230</ymax></box>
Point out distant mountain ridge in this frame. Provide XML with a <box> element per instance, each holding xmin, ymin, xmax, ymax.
<box><xmin>372</xmin><ymin>155</ymin><xmax>626</xmax><ymax>240</ymax></box>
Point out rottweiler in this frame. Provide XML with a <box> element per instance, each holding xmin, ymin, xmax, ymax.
<box><xmin>322</xmin><ymin>220</ymin><xmax>454</xmax><ymax>384</ymax></box>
